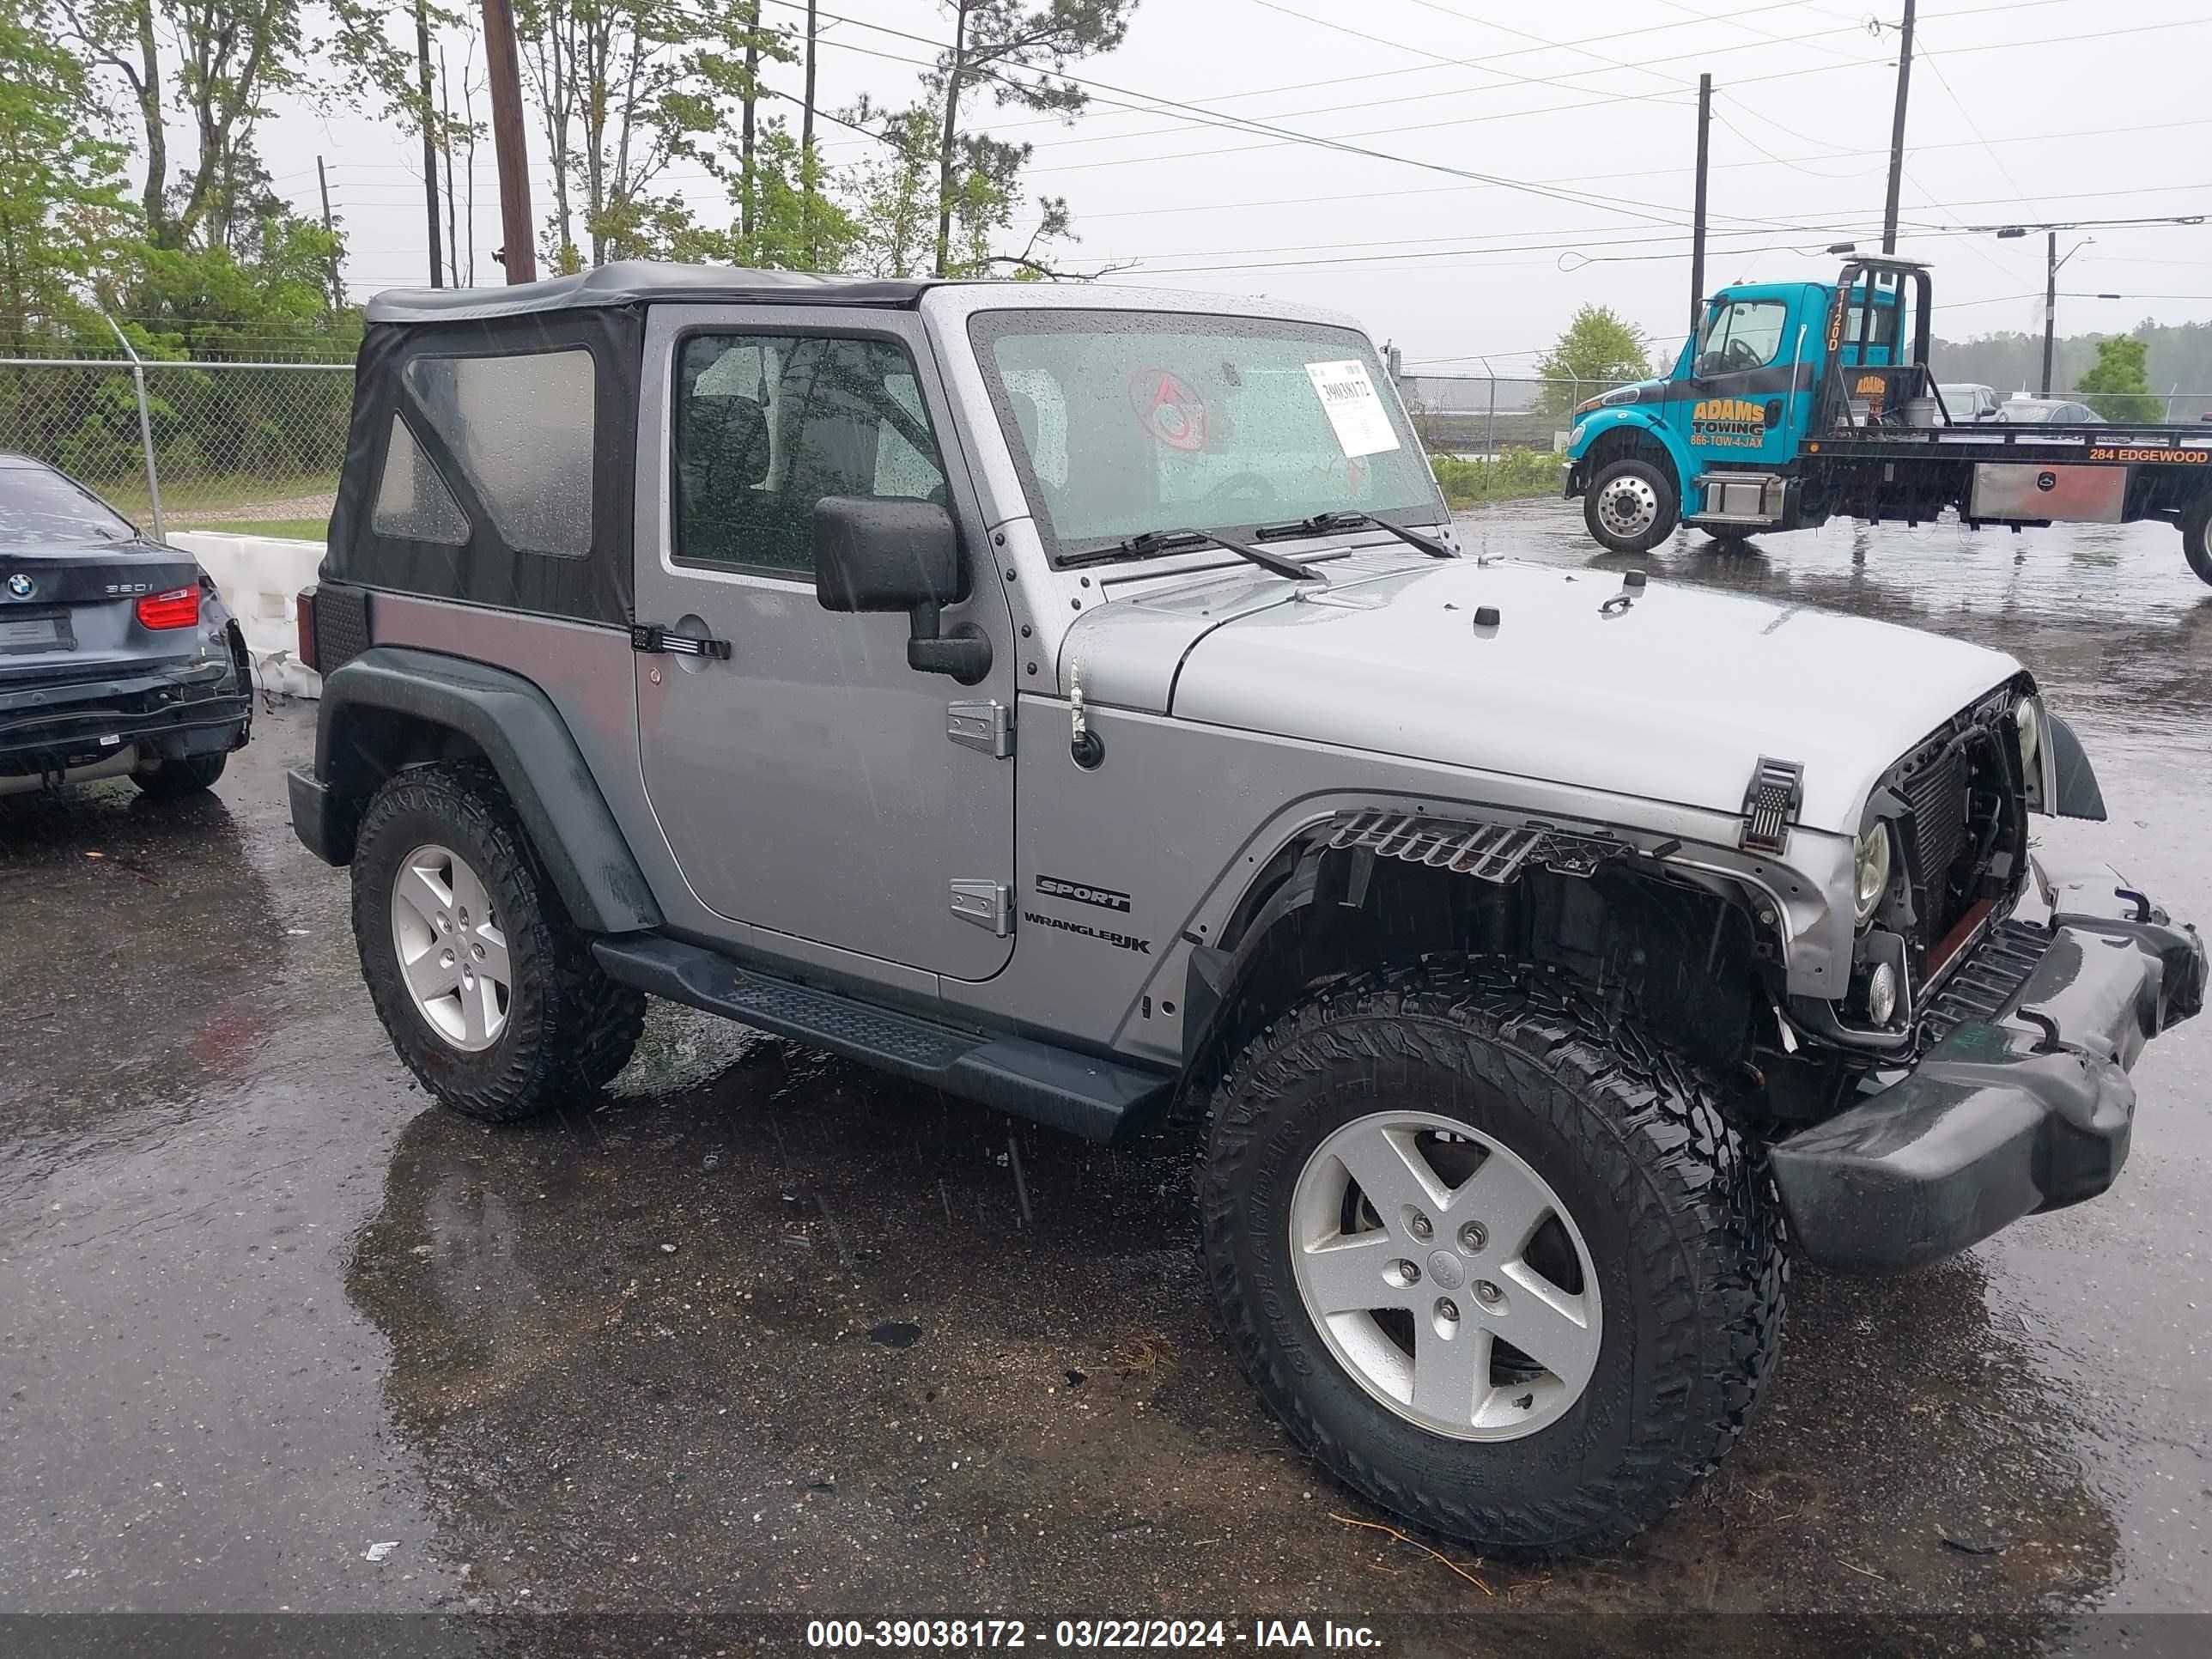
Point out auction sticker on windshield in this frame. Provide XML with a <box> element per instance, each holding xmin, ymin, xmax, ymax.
<box><xmin>1304</xmin><ymin>359</ymin><xmax>1401</xmax><ymax>458</ymax></box>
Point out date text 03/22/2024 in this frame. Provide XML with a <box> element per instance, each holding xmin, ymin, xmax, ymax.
<box><xmin>804</xmin><ymin>1619</ymin><xmax>1383</xmax><ymax>1650</ymax></box>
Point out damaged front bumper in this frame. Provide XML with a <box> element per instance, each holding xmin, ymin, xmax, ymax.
<box><xmin>1769</xmin><ymin>865</ymin><xmax>2204</xmax><ymax>1274</ymax></box>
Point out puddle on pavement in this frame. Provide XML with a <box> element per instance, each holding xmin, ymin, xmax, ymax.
<box><xmin>346</xmin><ymin>1002</ymin><xmax>2120</xmax><ymax>1635</ymax></box>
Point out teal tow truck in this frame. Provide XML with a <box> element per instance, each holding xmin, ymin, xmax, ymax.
<box><xmin>1564</xmin><ymin>256</ymin><xmax>2212</xmax><ymax>582</ymax></box>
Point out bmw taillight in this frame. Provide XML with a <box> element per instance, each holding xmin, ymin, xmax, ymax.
<box><xmin>137</xmin><ymin>585</ymin><xmax>201</xmax><ymax>629</ymax></box>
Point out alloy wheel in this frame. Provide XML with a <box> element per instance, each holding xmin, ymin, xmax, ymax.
<box><xmin>388</xmin><ymin>842</ymin><xmax>511</xmax><ymax>1051</ymax></box>
<box><xmin>1288</xmin><ymin>1109</ymin><xmax>1602</xmax><ymax>1441</ymax></box>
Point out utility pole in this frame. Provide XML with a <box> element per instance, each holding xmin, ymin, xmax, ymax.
<box><xmin>481</xmin><ymin>0</ymin><xmax>537</xmax><ymax>283</ymax></box>
<box><xmin>416</xmin><ymin>1</ymin><xmax>444</xmax><ymax>287</ymax></box>
<box><xmin>802</xmin><ymin>0</ymin><xmax>819</xmax><ymax>264</ymax></box>
<box><xmin>1690</xmin><ymin>74</ymin><xmax>1711</xmax><ymax>337</ymax></box>
<box><xmin>1881</xmin><ymin>0</ymin><xmax>1917</xmax><ymax>255</ymax></box>
<box><xmin>316</xmin><ymin>155</ymin><xmax>344</xmax><ymax>312</ymax></box>
<box><xmin>2041</xmin><ymin>231</ymin><xmax>2058</xmax><ymax>397</ymax></box>
<box><xmin>738</xmin><ymin>1</ymin><xmax>762</xmax><ymax>243</ymax></box>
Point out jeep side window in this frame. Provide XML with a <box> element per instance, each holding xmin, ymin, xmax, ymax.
<box><xmin>400</xmin><ymin>349</ymin><xmax>595</xmax><ymax>556</ymax></box>
<box><xmin>672</xmin><ymin>334</ymin><xmax>948</xmax><ymax>576</ymax></box>
<box><xmin>1695</xmin><ymin>300</ymin><xmax>1788</xmax><ymax>377</ymax></box>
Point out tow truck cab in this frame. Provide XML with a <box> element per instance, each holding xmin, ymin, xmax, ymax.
<box><xmin>1566</xmin><ymin>257</ymin><xmax>2212</xmax><ymax>580</ymax></box>
<box><xmin>1565</xmin><ymin>263</ymin><xmax>1920</xmax><ymax>532</ymax></box>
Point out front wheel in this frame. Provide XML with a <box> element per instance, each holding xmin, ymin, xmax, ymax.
<box><xmin>1200</xmin><ymin>961</ymin><xmax>1785</xmax><ymax>1556</ymax></box>
<box><xmin>1583</xmin><ymin>456</ymin><xmax>1679</xmax><ymax>555</ymax></box>
<box><xmin>2182</xmin><ymin>491</ymin><xmax>2212</xmax><ymax>587</ymax></box>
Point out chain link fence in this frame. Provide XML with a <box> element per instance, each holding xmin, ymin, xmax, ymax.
<box><xmin>1397</xmin><ymin>375</ymin><xmax>1635</xmax><ymax>458</ymax></box>
<box><xmin>0</xmin><ymin>357</ymin><xmax>354</xmax><ymax>538</ymax></box>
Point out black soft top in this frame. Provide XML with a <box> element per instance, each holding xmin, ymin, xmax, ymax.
<box><xmin>364</xmin><ymin>261</ymin><xmax>943</xmax><ymax>324</ymax></box>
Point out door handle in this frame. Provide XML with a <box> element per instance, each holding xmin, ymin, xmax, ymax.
<box><xmin>631</xmin><ymin>623</ymin><xmax>732</xmax><ymax>660</ymax></box>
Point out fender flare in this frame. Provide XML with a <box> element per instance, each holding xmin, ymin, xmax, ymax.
<box><xmin>1567</xmin><ymin>408</ymin><xmax>1695</xmax><ymax>507</ymax></box>
<box><xmin>313</xmin><ymin>646</ymin><xmax>662</xmax><ymax>934</ymax></box>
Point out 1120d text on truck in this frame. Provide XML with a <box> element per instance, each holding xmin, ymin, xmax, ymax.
<box><xmin>1565</xmin><ymin>255</ymin><xmax>2212</xmax><ymax>580</ymax></box>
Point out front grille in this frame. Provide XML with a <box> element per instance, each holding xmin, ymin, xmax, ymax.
<box><xmin>1918</xmin><ymin>919</ymin><xmax>2050</xmax><ymax>1046</ymax></box>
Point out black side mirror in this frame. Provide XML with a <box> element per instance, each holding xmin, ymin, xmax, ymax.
<box><xmin>813</xmin><ymin>495</ymin><xmax>991</xmax><ymax>684</ymax></box>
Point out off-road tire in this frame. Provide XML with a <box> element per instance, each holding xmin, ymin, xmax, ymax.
<box><xmin>1583</xmin><ymin>455</ymin><xmax>1680</xmax><ymax>556</ymax></box>
<box><xmin>131</xmin><ymin>750</ymin><xmax>228</xmax><ymax>798</ymax></box>
<box><xmin>1200</xmin><ymin>958</ymin><xmax>1786</xmax><ymax>1556</ymax></box>
<box><xmin>2182</xmin><ymin>490</ymin><xmax>2212</xmax><ymax>587</ymax></box>
<box><xmin>351</xmin><ymin>760</ymin><xmax>645</xmax><ymax>1122</ymax></box>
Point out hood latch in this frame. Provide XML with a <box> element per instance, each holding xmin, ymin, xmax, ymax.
<box><xmin>1740</xmin><ymin>757</ymin><xmax>1805</xmax><ymax>854</ymax></box>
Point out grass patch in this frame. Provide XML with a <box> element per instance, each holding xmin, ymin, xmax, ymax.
<box><xmin>1431</xmin><ymin>448</ymin><xmax>1567</xmax><ymax>508</ymax></box>
<box><xmin>91</xmin><ymin>470</ymin><xmax>340</xmax><ymax>523</ymax></box>
<box><xmin>189</xmin><ymin>519</ymin><xmax>329</xmax><ymax>541</ymax></box>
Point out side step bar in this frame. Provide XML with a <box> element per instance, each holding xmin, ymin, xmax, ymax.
<box><xmin>592</xmin><ymin>934</ymin><xmax>1174</xmax><ymax>1143</ymax></box>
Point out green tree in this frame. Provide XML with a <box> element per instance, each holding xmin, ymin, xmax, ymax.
<box><xmin>921</xmin><ymin>0</ymin><xmax>1135</xmax><ymax>278</ymax></box>
<box><xmin>2075</xmin><ymin>334</ymin><xmax>2162</xmax><ymax>423</ymax></box>
<box><xmin>1535</xmin><ymin>305</ymin><xmax>1654</xmax><ymax>417</ymax></box>
<box><xmin>514</xmin><ymin>0</ymin><xmax>798</xmax><ymax>269</ymax></box>
<box><xmin>678</xmin><ymin>124</ymin><xmax>858</xmax><ymax>270</ymax></box>
<box><xmin>0</xmin><ymin>2</ymin><xmax>133</xmax><ymax>350</ymax></box>
<box><xmin>61</xmin><ymin>0</ymin><xmax>307</xmax><ymax>252</ymax></box>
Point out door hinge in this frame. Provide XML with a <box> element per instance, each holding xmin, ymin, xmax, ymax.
<box><xmin>947</xmin><ymin>700</ymin><xmax>1013</xmax><ymax>758</ymax></box>
<box><xmin>631</xmin><ymin>623</ymin><xmax>731</xmax><ymax>660</ymax></box>
<box><xmin>1740</xmin><ymin>756</ymin><xmax>1805</xmax><ymax>854</ymax></box>
<box><xmin>949</xmin><ymin>879</ymin><xmax>1012</xmax><ymax>936</ymax></box>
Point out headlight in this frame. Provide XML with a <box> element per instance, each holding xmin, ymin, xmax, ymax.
<box><xmin>1854</xmin><ymin>822</ymin><xmax>1893</xmax><ymax>924</ymax></box>
<box><xmin>2014</xmin><ymin>698</ymin><xmax>2042</xmax><ymax>775</ymax></box>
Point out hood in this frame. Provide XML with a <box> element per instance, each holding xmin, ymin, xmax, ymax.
<box><xmin>1079</xmin><ymin>558</ymin><xmax>2019</xmax><ymax>836</ymax></box>
<box><xmin>1577</xmin><ymin>377</ymin><xmax>1666</xmax><ymax>413</ymax></box>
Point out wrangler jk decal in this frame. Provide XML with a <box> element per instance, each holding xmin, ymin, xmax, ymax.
<box><xmin>1036</xmin><ymin>874</ymin><xmax>1132</xmax><ymax>912</ymax></box>
<box><xmin>1023</xmin><ymin>910</ymin><xmax>1152</xmax><ymax>954</ymax></box>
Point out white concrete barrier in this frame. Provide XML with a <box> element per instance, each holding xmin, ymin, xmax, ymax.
<box><xmin>170</xmin><ymin>532</ymin><xmax>325</xmax><ymax>699</ymax></box>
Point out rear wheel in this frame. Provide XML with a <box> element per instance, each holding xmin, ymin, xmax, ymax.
<box><xmin>2182</xmin><ymin>491</ymin><xmax>2212</xmax><ymax>587</ymax></box>
<box><xmin>1200</xmin><ymin>960</ymin><xmax>1785</xmax><ymax>1556</ymax></box>
<box><xmin>131</xmin><ymin>750</ymin><xmax>228</xmax><ymax>798</ymax></box>
<box><xmin>1583</xmin><ymin>456</ymin><xmax>1679</xmax><ymax>555</ymax></box>
<box><xmin>351</xmin><ymin>761</ymin><xmax>644</xmax><ymax>1122</ymax></box>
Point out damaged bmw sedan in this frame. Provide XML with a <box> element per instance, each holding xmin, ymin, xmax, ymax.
<box><xmin>0</xmin><ymin>453</ymin><xmax>252</xmax><ymax>801</ymax></box>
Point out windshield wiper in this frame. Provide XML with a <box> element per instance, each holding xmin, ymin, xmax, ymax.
<box><xmin>1061</xmin><ymin>526</ymin><xmax>1323</xmax><ymax>582</ymax></box>
<box><xmin>1252</xmin><ymin>510</ymin><xmax>1455</xmax><ymax>560</ymax></box>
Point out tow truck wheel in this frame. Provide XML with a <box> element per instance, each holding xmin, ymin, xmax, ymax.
<box><xmin>1583</xmin><ymin>457</ymin><xmax>1679</xmax><ymax>555</ymax></box>
<box><xmin>1200</xmin><ymin>958</ymin><xmax>1786</xmax><ymax>1555</ymax></box>
<box><xmin>2181</xmin><ymin>492</ymin><xmax>2212</xmax><ymax>587</ymax></box>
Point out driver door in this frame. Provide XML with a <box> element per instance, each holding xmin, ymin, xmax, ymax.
<box><xmin>1668</xmin><ymin>295</ymin><xmax>1802</xmax><ymax>471</ymax></box>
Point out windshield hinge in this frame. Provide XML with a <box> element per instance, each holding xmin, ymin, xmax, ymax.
<box><xmin>1740</xmin><ymin>757</ymin><xmax>1805</xmax><ymax>854</ymax></box>
<box><xmin>947</xmin><ymin>700</ymin><xmax>1013</xmax><ymax>758</ymax></box>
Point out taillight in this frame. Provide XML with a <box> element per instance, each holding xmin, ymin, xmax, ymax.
<box><xmin>295</xmin><ymin>586</ymin><xmax>319</xmax><ymax>671</ymax></box>
<box><xmin>136</xmin><ymin>585</ymin><xmax>201</xmax><ymax>629</ymax></box>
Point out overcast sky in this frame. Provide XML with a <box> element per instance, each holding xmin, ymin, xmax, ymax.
<box><xmin>256</xmin><ymin>0</ymin><xmax>2212</xmax><ymax>377</ymax></box>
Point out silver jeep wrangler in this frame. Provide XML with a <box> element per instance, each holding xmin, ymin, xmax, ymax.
<box><xmin>291</xmin><ymin>264</ymin><xmax>2203</xmax><ymax>1556</ymax></box>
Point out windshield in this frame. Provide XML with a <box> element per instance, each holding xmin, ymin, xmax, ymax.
<box><xmin>0</xmin><ymin>460</ymin><xmax>136</xmax><ymax>545</ymax></box>
<box><xmin>969</xmin><ymin>310</ymin><xmax>1441</xmax><ymax>559</ymax></box>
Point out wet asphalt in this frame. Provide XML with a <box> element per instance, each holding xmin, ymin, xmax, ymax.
<box><xmin>2</xmin><ymin>501</ymin><xmax>2208</xmax><ymax>1654</ymax></box>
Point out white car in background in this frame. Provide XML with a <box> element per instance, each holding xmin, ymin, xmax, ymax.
<box><xmin>1938</xmin><ymin>383</ymin><xmax>2002</xmax><ymax>423</ymax></box>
